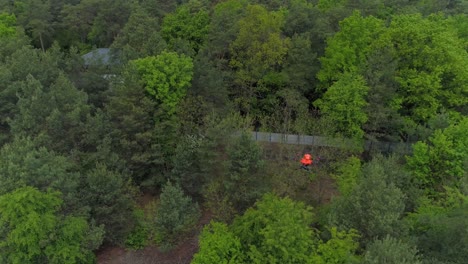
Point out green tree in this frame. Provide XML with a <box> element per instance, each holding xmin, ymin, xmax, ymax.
<box><xmin>154</xmin><ymin>182</ymin><xmax>200</xmax><ymax>248</ymax></box>
<box><xmin>0</xmin><ymin>45</ymin><xmax>65</xmax><ymax>145</ymax></box>
<box><xmin>362</xmin><ymin>46</ymin><xmax>404</xmax><ymax>141</ymax></box>
<box><xmin>61</xmin><ymin>0</ymin><xmax>100</xmax><ymax>45</ymax></box>
<box><xmin>132</xmin><ymin>51</ymin><xmax>193</xmax><ymax>114</ymax></box>
<box><xmin>317</xmin><ymin>11</ymin><xmax>385</xmax><ymax>86</ymax></box>
<box><xmin>10</xmin><ymin>73</ymin><xmax>90</xmax><ymax>154</ymax></box>
<box><xmin>281</xmin><ymin>34</ymin><xmax>317</xmax><ymax>94</ymax></box>
<box><xmin>0</xmin><ymin>187</ymin><xmax>95</xmax><ymax>264</ymax></box>
<box><xmin>195</xmin><ymin>193</ymin><xmax>361</xmax><ymax>263</ymax></box>
<box><xmin>230</xmin><ymin>193</ymin><xmax>315</xmax><ymax>263</ymax></box>
<box><xmin>191</xmin><ymin>222</ymin><xmax>244</xmax><ymax>264</ymax></box>
<box><xmin>161</xmin><ymin>4</ymin><xmax>210</xmax><ymax>55</ymax></box>
<box><xmin>170</xmin><ymin>135</ymin><xmax>206</xmax><ymax>198</ymax></box>
<box><xmin>104</xmin><ymin>66</ymin><xmax>162</xmax><ymax>184</ymax></box>
<box><xmin>406</xmin><ymin>196</ymin><xmax>468</xmax><ymax>264</ymax></box>
<box><xmin>199</xmin><ymin>114</ymin><xmax>254</xmax><ymax>221</ymax></box>
<box><xmin>139</xmin><ymin>0</ymin><xmax>180</xmax><ymax>21</ymax></box>
<box><xmin>206</xmin><ymin>0</ymin><xmax>247</xmax><ymax>59</ymax></box>
<box><xmin>283</xmin><ymin>0</ymin><xmax>316</xmax><ymax>37</ymax></box>
<box><xmin>87</xmin><ymin>0</ymin><xmax>131</xmax><ymax>47</ymax></box>
<box><xmin>371</xmin><ymin>154</ymin><xmax>421</xmax><ymax>212</ymax></box>
<box><xmin>12</xmin><ymin>0</ymin><xmax>53</xmax><ymax>51</ymax></box>
<box><xmin>229</xmin><ymin>4</ymin><xmax>290</xmax><ymax>114</ymax></box>
<box><xmin>314</xmin><ymin>73</ymin><xmax>369</xmax><ymax>138</ymax></box>
<box><xmin>0</xmin><ymin>13</ymin><xmax>16</xmax><ymax>37</ymax></box>
<box><xmin>0</xmin><ymin>18</ymin><xmax>29</xmax><ymax>63</ymax></box>
<box><xmin>224</xmin><ymin>132</ymin><xmax>266</xmax><ymax>211</ymax></box>
<box><xmin>80</xmin><ymin>164</ymin><xmax>136</xmax><ymax>244</ymax></box>
<box><xmin>0</xmin><ymin>137</ymin><xmax>80</xmax><ymax>209</ymax></box>
<box><xmin>332</xmin><ymin>156</ymin><xmax>362</xmax><ymax>196</ymax></box>
<box><xmin>406</xmin><ymin>117</ymin><xmax>468</xmax><ymax>194</ymax></box>
<box><xmin>61</xmin><ymin>0</ymin><xmax>130</xmax><ymax>47</ymax></box>
<box><xmin>330</xmin><ymin>159</ymin><xmax>406</xmax><ymax>245</ymax></box>
<box><xmin>311</xmin><ymin>227</ymin><xmax>360</xmax><ymax>264</ymax></box>
<box><xmin>388</xmin><ymin>14</ymin><xmax>468</xmax><ymax>126</ymax></box>
<box><xmin>111</xmin><ymin>6</ymin><xmax>166</xmax><ymax>61</ymax></box>
<box><xmin>363</xmin><ymin>235</ymin><xmax>422</xmax><ymax>264</ymax></box>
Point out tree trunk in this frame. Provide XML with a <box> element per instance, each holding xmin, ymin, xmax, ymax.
<box><xmin>39</xmin><ymin>33</ymin><xmax>45</xmax><ymax>52</ymax></box>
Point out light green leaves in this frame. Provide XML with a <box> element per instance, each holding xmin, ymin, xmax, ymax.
<box><xmin>314</xmin><ymin>73</ymin><xmax>369</xmax><ymax>138</ymax></box>
<box><xmin>0</xmin><ymin>13</ymin><xmax>16</xmax><ymax>38</ymax></box>
<box><xmin>192</xmin><ymin>222</ymin><xmax>243</xmax><ymax>264</ymax></box>
<box><xmin>0</xmin><ymin>187</ymin><xmax>93</xmax><ymax>264</ymax></box>
<box><xmin>133</xmin><ymin>51</ymin><xmax>193</xmax><ymax>114</ymax></box>
<box><xmin>230</xmin><ymin>4</ymin><xmax>290</xmax><ymax>85</ymax></box>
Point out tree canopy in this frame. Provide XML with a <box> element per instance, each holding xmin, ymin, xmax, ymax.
<box><xmin>0</xmin><ymin>0</ymin><xmax>466</xmax><ymax>262</ymax></box>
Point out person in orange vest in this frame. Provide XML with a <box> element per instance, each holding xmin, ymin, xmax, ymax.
<box><xmin>300</xmin><ymin>153</ymin><xmax>313</xmax><ymax>170</ymax></box>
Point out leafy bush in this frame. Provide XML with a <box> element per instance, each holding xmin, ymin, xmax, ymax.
<box><xmin>125</xmin><ymin>209</ymin><xmax>149</xmax><ymax>250</ymax></box>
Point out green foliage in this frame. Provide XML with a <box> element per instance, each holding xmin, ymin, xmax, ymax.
<box><xmin>330</xmin><ymin>159</ymin><xmax>406</xmax><ymax>245</ymax></box>
<box><xmin>2</xmin><ymin>1</ymin><xmax>468</xmax><ymax>262</ymax></box>
<box><xmin>225</xmin><ymin>132</ymin><xmax>266</xmax><ymax>211</ymax></box>
<box><xmin>195</xmin><ymin>194</ymin><xmax>362</xmax><ymax>263</ymax></box>
<box><xmin>371</xmin><ymin>154</ymin><xmax>421</xmax><ymax>212</ymax></box>
<box><xmin>332</xmin><ymin>156</ymin><xmax>361</xmax><ymax>196</ymax></box>
<box><xmin>161</xmin><ymin>4</ymin><xmax>210</xmax><ymax>54</ymax></box>
<box><xmin>362</xmin><ymin>45</ymin><xmax>403</xmax><ymax>141</ymax></box>
<box><xmin>191</xmin><ymin>222</ymin><xmax>243</xmax><ymax>264</ymax></box>
<box><xmin>81</xmin><ymin>164</ymin><xmax>136</xmax><ymax>244</ymax></box>
<box><xmin>0</xmin><ymin>46</ymin><xmax>62</xmax><ymax>143</ymax></box>
<box><xmin>208</xmin><ymin>0</ymin><xmax>247</xmax><ymax>58</ymax></box>
<box><xmin>87</xmin><ymin>0</ymin><xmax>131</xmax><ymax>47</ymax></box>
<box><xmin>281</xmin><ymin>34</ymin><xmax>317</xmax><ymax>93</ymax></box>
<box><xmin>0</xmin><ymin>13</ymin><xmax>16</xmax><ymax>37</ymax></box>
<box><xmin>199</xmin><ymin>114</ymin><xmax>261</xmax><ymax>219</ymax></box>
<box><xmin>0</xmin><ymin>137</ymin><xmax>80</xmax><ymax>207</ymax></box>
<box><xmin>231</xmin><ymin>193</ymin><xmax>315</xmax><ymax>263</ymax></box>
<box><xmin>155</xmin><ymin>182</ymin><xmax>200</xmax><ymax>247</ymax></box>
<box><xmin>406</xmin><ymin>198</ymin><xmax>468</xmax><ymax>264</ymax></box>
<box><xmin>317</xmin><ymin>11</ymin><xmax>385</xmax><ymax>85</ymax></box>
<box><xmin>228</xmin><ymin>3</ymin><xmax>290</xmax><ymax>117</ymax></box>
<box><xmin>388</xmin><ymin>14</ymin><xmax>468</xmax><ymax>125</ymax></box>
<box><xmin>0</xmin><ymin>186</ymin><xmax>94</xmax><ymax>264</ymax></box>
<box><xmin>12</xmin><ymin>0</ymin><xmax>53</xmax><ymax>50</ymax></box>
<box><xmin>10</xmin><ymin>73</ymin><xmax>91</xmax><ymax>154</ymax></box>
<box><xmin>104</xmin><ymin>66</ymin><xmax>161</xmax><ymax>183</ymax></box>
<box><xmin>230</xmin><ymin>4</ymin><xmax>290</xmax><ymax>85</ymax></box>
<box><xmin>312</xmin><ymin>227</ymin><xmax>360</xmax><ymax>264</ymax></box>
<box><xmin>363</xmin><ymin>235</ymin><xmax>422</xmax><ymax>264</ymax></box>
<box><xmin>125</xmin><ymin>208</ymin><xmax>149</xmax><ymax>250</ymax></box>
<box><xmin>133</xmin><ymin>51</ymin><xmax>193</xmax><ymax>114</ymax></box>
<box><xmin>314</xmin><ymin>73</ymin><xmax>369</xmax><ymax>138</ymax></box>
<box><xmin>170</xmin><ymin>135</ymin><xmax>206</xmax><ymax>198</ymax></box>
<box><xmin>111</xmin><ymin>7</ymin><xmax>166</xmax><ymax>61</ymax></box>
<box><xmin>317</xmin><ymin>0</ymin><xmax>347</xmax><ymax>11</ymax></box>
<box><xmin>407</xmin><ymin>118</ymin><xmax>468</xmax><ymax>194</ymax></box>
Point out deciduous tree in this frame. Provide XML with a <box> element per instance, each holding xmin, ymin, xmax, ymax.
<box><xmin>133</xmin><ymin>51</ymin><xmax>193</xmax><ymax>114</ymax></box>
<box><xmin>314</xmin><ymin>73</ymin><xmax>369</xmax><ymax>138</ymax></box>
<box><xmin>363</xmin><ymin>235</ymin><xmax>422</xmax><ymax>264</ymax></box>
<box><xmin>0</xmin><ymin>187</ymin><xmax>96</xmax><ymax>264</ymax></box>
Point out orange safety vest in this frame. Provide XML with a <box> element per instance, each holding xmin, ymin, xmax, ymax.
<box><xmin>301</xmin><ymin>154</ymin><xmax>313</xmax><ymax>166</ymax></box>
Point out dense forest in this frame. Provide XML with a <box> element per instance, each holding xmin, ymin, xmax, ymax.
<box><xmin>0</xmin><ymin>0</ymin><xmax>467</xmax><ymax>263</ymax></box>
